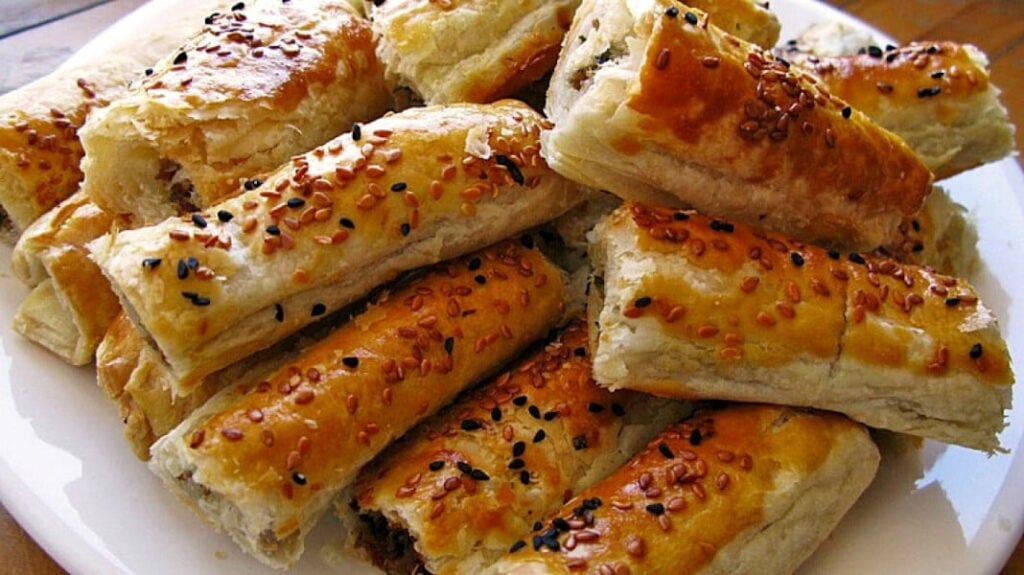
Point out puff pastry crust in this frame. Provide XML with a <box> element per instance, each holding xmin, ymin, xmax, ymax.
<box><xmin>347</xmin><ymin>319</ymin><xmax>688</xmax><ymax>575</ymax></box>
<box><xmin>11</xmin><ymin>192</ymin><xmax>127</xmax><ymax>364</ymax></box>
<box><xmin>80</xmin><ymin>0</ymin><xmax>392</xmax><ymax>224</ymax></box>
<box><xmin>89</xmin><ymin>101</ymin><xmax>581</xmax><ymax>394</ymax></box>
<box><xmin>780</xmin><ymin>38</ymin><xmax>1015</xmax><ymax>180</ymax></box>
<box><xmin>487</xmin><ymin>404</ymin><xmax>879</xmax><ymax>575</ymax></box>
<box><xmin>0</xmin><ymin>0</ymin><xmax>227</xmax><ymax>241</ymax></box>
<box><xmin>148</xmin><ymin>240</ymin><xmax>568</xmax><ymax>568</ymax></box>
<box><xmin>589</xmin><ymin>203</ymin><xmax>1013</xmax><ymax>451</ymax></box>
<box><xmin>544</xmin><ymin>0</ymin><xmax>933</xmax><ymax>250</ymax></box>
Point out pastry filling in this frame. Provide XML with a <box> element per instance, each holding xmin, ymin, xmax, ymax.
<box><xmin>156</xmin><ymin>158</ymin><xmax>198</xmax><ymax>213</ymax></box>
<box><xmin>356</xmin><ymin>511</ymin><xmax>429</xmax><ymax>575</ymax></box>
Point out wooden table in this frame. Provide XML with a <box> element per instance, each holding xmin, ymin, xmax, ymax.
<box><xmin>0</xmin><ymin>1</ymin><xmax>1021</xmax><ymax>574</ymax></box>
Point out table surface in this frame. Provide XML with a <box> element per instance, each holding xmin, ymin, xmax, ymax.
<box><xmin>0</xmin><ymin>1</ymin><xmax>1021</xmax><ymax>574</ymax></box>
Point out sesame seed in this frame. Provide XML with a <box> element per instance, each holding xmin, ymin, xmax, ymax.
<box><xmin>461</xmin><ymin>419</ymin><xmax>483</xmax><ymax>431</ymax></box>
<box><xmin>221</xmin><ymin>427</ymin><xmax>243</xmax><ymax>441</ymax></box>
<box><xmin>181</xmin><ymin>292</ymin><xmax>211</xmax><ymax>306</ymax></box>
<box><xmin>520</xmin><ymin>470</ymin><xmax>531</xmax><ymax>484</ymax></box>
<box><xmin>665</xmin><ymin>6</ymin><xmax>679</xmax><ymax>17</ymax></box>
<box><xmin>311</xmin><ymin>303</ymin><xmax>327</xmax><ymax>316</ymax></box>
<box><xmin>513</xmin><ymin>441</ymin><xmax>526</xmax><ymax>457</ymax></box>
<box><xmin>689</xmin><ymin>429</ymin><xmax>702</xmax><ymax>445</ymax></box>
<box><xmin>612</xmin><ymin>403</ymin><xmax>625</xmax><ymax>417</ymax></box>
<box><xmin>390</xmin><ymin>182</ymin><xmax>407</xmax><ymax>192</ymax></box>
<box><xmin>510</xmin><ymin>540</ymin><xmax>526</xmax><ymax>553</ymax></box>
<box><xmin>342</xmin><ymin>356</ymin><xmax>359</xmax><ymax>368</ymax></box>
<box><xmin>646</xmin><ymin>503</ymin><xmax>665</xmax><ymax>515</ymax></box>
<box><xmin>673</xmin><ymin>211</ymin><xmax>689</xmax><ymax>221</ymax></box>
<box><xmin>400</xmin><ymin>223</ymin><xmax>411</xmax><ymax>236</ymax></box>
<box><xmin>827</xmin><ymin>249</ymin><xmax>840</xmax><ymax>260</ymax></box>
<box><xmin>457</xmin><ymin>461</ymin><xmax>473</xmax><ymax>474</ymax></box>
<box><xmin>191</xmin><ymin>214</ymin><xmax>208</xmax><ymax>228</ymax></box>
<box><xmin>287</xmin><ymin>197</ymin><xmax>305</xmax><ymax>208</ymax></box>
<box><xmin>429</xmin><ymin>460</ymin><xmax>444</xmax><ymax>471</ymax></box>
<box><xmin>468</xmin><ymin>257</ymin><xmax>482</xmax><ymax>271</ymax></box>
<box><xmin>173</xmin><ymin>51</ymin><xmax>188</xmax><ymax>65</ymax></box>
<box><xmin>588</xmin><ymin>402</ymin><xmax>605</xmax><ymax>413</ymax></box>
<box><xmin>243</xmin><ymin>178</ymin><xmax>263</xmax><ymax>191</ymax></box>
<box><xmin>339</xmin><ymin>217</ymin><xmax>355</xmax><ymax>229</ymax></box>
<box><xmin>528</xmin><ymin>405</ymin><xmax>541</xmax><ymax>419</ymax></box>
<box><xmin>474</xmin><ymin>274</ymin><xmax>487</xmax><ymax>285</ymax></box>
<box><xmin>188</xmin><ymin>429</ymin><xmax>205</xmax><ymax>448</ymax></box>
<box><xmin>266</xmin><ymin>225</ymin><xmax>281</xmax><ymax>236</ymax></box>
<box><xmin>142</xmin><ymin>258</ymin><xmax>162</xmax><ymax>270</ymax></box>
<box><xmin>292</xmin><ymin>472</ymin><xmax>307</xmax><ymax>486</ymax></box>
<box><xmin>444</xmin><ymin>337</ymin><xmax>455</xmax><ymax>355</ymax></box>
<box><xmin>177</xmin><ymin>260</ymin><xmax>189</xmax><ymax>279</ymax></box>
<box><xmin>684</xmin><ymin>11</ymin><xmax>698</xmax><ymax>25</ymax></box>
<box><xmin>544</xmin><ymin>410</ymin><xmax>559</xmax><ymax>421</ymax></box>
<box><xmin>634</xmin><ymin>296</ymin><xmax>653</xmax><ymax>308</ymax></box>
<box><xmin>945</xmin><ymin>297</ymin><xmax>960</xmax><ymax>307</ymax></box>
<box><xmin>918</xmin><ymin>86</ymin><xmax>942</xmax><ymax>98</ymax></box>
<box><xmin>513</xmin><ymin>395</ymin><xmax>528</xmax><ymax>406</ymax></box>
<box><xmin>496</xmin><ymin>155</ymin><xmax>525</xmax><ymax>185</ymax></box>
<box><xmin>351</xmin><ymin>123</ymin><xmax>362</xmax><ymax>141</ymax></box>
<box><xmin>658</xmin><ymin>442</ymin><xmax>675</xmax><ymax>459</ymax></box>
<box><xmin>791</xmin><ymin>252</ymin><xmax>805</xmax><ymax>266</ymax></box>
<box><xmin>572</xmin><ymin>435</ymin><xmax>588</xmax><ymax>450</ymax></box>
<box><xmin>841</xmin><ymin>106</ymin><xmax>852</xmax><ymax>119</ymax></box>
<box><xmin>533</xmin><ymin>429</ymin><xmax>546</xmax><ymax>443</ymax></box>
<box><xmin>470</xmin><ymin>469</ymin><xmax>490</xmax><ymax>481</ymax></box>
<box><xmin>508</xmin><ymin>458</ymin><xmax>526</xmax><ymax>470</ymax></box>
<box><xmin>655</xmin><ymin>48</ymin><xmax>671</xmax><ymax>70</ymax></box>
<box><xmin>867</xmin><ymin>45</ymin><xmax>883</xmax><ymax>58</ymax></box>
<box><xmin>574</xmin><ymin>347</ymin><xmax>587</xmax><ymax>357</ymax></box>
<box><xmin>848</xmin><ymin>253</ymin><xmax>866</xmax><ymax>265</ymax></box>
<box><xmin>217</xmin><ymin>210</ymin><xmax>233</xmax><ymax>222</ymax></box>
<box><xmin>970</xmin><ymin>343</ymin><xmax>983</xmax><ymax>359</ymax></box>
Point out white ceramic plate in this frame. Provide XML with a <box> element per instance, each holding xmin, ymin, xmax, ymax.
<box><xmin>2</xmin><ymin>1</ymin><xmax>1023</xmax><ymax>573</ymax></box>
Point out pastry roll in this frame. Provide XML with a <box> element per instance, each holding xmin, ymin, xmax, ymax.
<box><xmin>148</xmin><ymin>239</ymin><xmax>569</xmax><ymax>568</ymax></box>
<box><xmin>89</xmin><ymin>101</ymin><xmax>580</xmax><ymax>394</ymax></box>
<box><xmin>589</xmin><ymin>203</ymin><xmax>1013</xmax><ymax>451</ymax></box>
<box><xmin>877</xmin><ymin>186</ymin><xmax>978</xmax><ymax>277</ymax></box>
<box><xmin>347</xmin><ymin>319</ymin><xmax>688</xmax><ymax>575</ymax></box>
<box><xmin>788</xmin><ymin>40</ymin><xmax>1015</xmax><ymax>180</ymax></box>
<box><xmin>544</xmin><ymin>0</ymin><xmax>933</xmax><ymax>250</ymax></box>
<box><xmin>487</xmin><ymin>404</ymin><xmax>880</xmax><ymax>575</ymax></box>
<box><xmin>11</xmin><ymin>192</ymin><xmax>129</xmax><ymax>364</ymax></box>
<box><xmin>0</xmin><ymin>0</ymin><xmax>226</xmax><ymax>241</ymax></box>
<box><xmin>80</xmin><ymin>0</ymin><xmax>392</xmax><ymax>224</ymax></box>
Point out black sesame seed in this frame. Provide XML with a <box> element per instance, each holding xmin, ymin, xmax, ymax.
<box><xmin>444</xmin><ymin>337</ymin><xmax>455</xmax><ymax>355</ymax></box>
<box><xmin>177</xmin><ymin>259</ymin><xmax>189</xmax><ymax>279</ymax></box>
<box><xmin>217</xmin><ymin>210</ymin><xmax>234</xmax><ymax>222</ymax></box>
<box><xmin>351</xmin><ymin>123</ymin><xmax>362</xmax><ymax>141</ymax></box>
<box><xmin>665</xmin><ymin>6</ymin><xmax>679</xmax><ymax>18</ymax></box>
<box><xmin>509</xmin><ymin>540</ymin><xmax>526</xmax><ymax>553</ymax></box>
<box><xmin>400</xmin><ymin>223</ymin><xmax>411</xmax><ymax>237</ymax></box>
<box><xmin>912</xmin><ymin>243</ymin><xmax>925</xmax><ymax>253</ymax></box>
<box><xmin>945</xmin><ymin>297</ymin><xmax>961</xmax><ymax>307</ymax></box>
<box><xmin>646</xmin><ymin>503</ymin><xmax>666</xmax><ymax>515</ymax></box>
<box><xmin>190</xmin><ymin>294</ymin><xmax>211</xmax><ymax>307</ymax></box>
<box><xmin>191</xmin><ymin>214</ymin><xmax>208</xmax><ymax>229</ymax></box>
<box><xmin>673</xmin><ymin>211</ymin><xmax>689</xmax><ymax>221</ymax></box>
<box><xmin>574</xmin><ymin>347</ymin><xmax>587</xmax><ymax>357</ymax></box>
<box><xmin>342</xmin><ymin>356</ymin><xmax>359</xmax><ymax>368</ymax></box>
<box><xmin>588</xmin><ymin>402</ymin><xmax>605</xmax><ymax>413</ymax></box>
<box><xmin>496</xmin><ymin>155</ymin><xmax>525</xmax><ymax>185</ymax></box>
<box><xmin>841</xmin><ymin>106</ymin><xmax>852</xmax><ymax>119</ymax></box>
<box><xmin>531</xmin><ymin>536</ymin><xmax>543</xmax><ymax>551</ymax></box>
<box><xmin>528</xmin><ymin>405</ymin><xmax>541</xmax><ymax>419</ymax></box>
<box><xmin>187</xmin><ymin>256</ymin><xmax>199</xmax><ymax>270</ymax></box>
<box><xmin>390</xmin><ymin>182</ymin><xmax>407</xmax><ymax>192</ymax></box>
<box><xmin>634</xmin><ymin>296</ymin><xmax>653</xmax><ymax>308</ymax></box>
<box><xmin>491</xmin><ymin>407</ymin><xmax>503</xmax><ymax>422</ymax></box>
<box><xmin>970</xmin><ymin>343</ymin><xmax>983</xmax><ymax>359</ymax></box>
<box><xmin>612</xmin><ymin>403</ymin><xmax>626</xmax><ymax>417</ymax></box>
<box><xmin>827</xmin><ymin>249</ymin><xmax>841</xmax><ymax>260</ymax></box>
<box><xmin>266</xmin><ymin>225</ymin><xmax>281</xmax><ymax>236</ymax></box>
<box><xmin>533</xmin><ymin>429</ymin><xmax>546</xmax><ymax>443</ymax></box>
<box><xmin>461</xmin><ymin>419</ymin><xmax>483</xmax><ymax>431</ymax></box>
<box><xmin>848</xmin><ymin>253</ymin><xmax>866</xmax><ymax>265</ymax></box>
<box><xmin>339</xmin><ymin>217</ymin><xmax>356</xmax><ymax>229</ymax></box>
<box><xmin>287</xmin><ymin>197</ymin><xmax>305</xmax><ymax>208</ymax></box>
<box><xmin>173</xmin><ymin>51</ymin><xmax>188</xmax><ymax>65</ymax></box>
<box><xmin>912</xmin><ymin>219</ymin><xmax>921</xmax><ymax>232</ymax></box>
<box><xmin>508</xmin><ymin>458</ymin><xmax>525</xmax><ymax>470</ymax></box>
<box><xmin>373</xmin><ymin>0</ymin><xmax>384</xmax><ymax>5</ymax></box>
<box><xmin>689</xmin><ymin>429</ymin><xmax>702</xmax><ymax>446</ymax></box>
<box><xmin>429</xmin><ymin>460</ymin><xmax>445</xmax><ymax>471</ymax></box>
<box><xmin>684</xmin><ymin>11</ymin><xmax>698</xmax><ymax>25</ymax></box>
<box><xmin>311</xmin><ymin>303</ymin><xmax>327</xmax><ymax>317</ymax></box>
<box><xmin>243</xmin><ymin>178</ymin><xmax>263</xmax><ymax>190</ymax></box>
<box><xmin>658</xmin><ymin>442</ymin><xmax>676</xmax><ymax>459</ymax></box>
<box><xmin>584</xmin><ymin>497</ymin><xmax>602</xmax><ymax>510</ymax></box>
<box><xmin>867</xmin><ymin>45</ymin><xmax>883</xmax><ymax>58</ymax></box>
<box><xmin>231</xmin><ymin>1</ymin><xmax>245</xmax><ymax>10</ymax></box>
<box><xmin>519</xmin><ymin>233</ymin><xmax>535</xmax><ymax>249</ymax></box>
<box><xmin>931</xmin><ymin>70</ymin><xmax>946</xmax><ymax>79</ymax></box>
<box><xmin>927</xmin><ymin>45</ymin><xmax>939</xmax><ymax>54</ymax></box>
<box><xmin>572</xmin><ymin>435</ymin><xmax>589</xmax><ymax>450</ymax></box>
<box><xmin>457</xmin><ymin>461</ymin><xmax>473</xmax><ymax>474</ymax></box>
<box><xmin>513</xmin><ymin>395</ymin><xmax>528</xmax><ymax>407</ymax></box>
<box><xmin>918</xmin><ymin>86</ymin><xmax>942</xmax><ymax>98</ymax></box>
<box><xmin>468</xmin><ymin>257</ymin><xmax>482</xmax><ymax>271</ymax></box>
<box><xmin>292</xmin><ymin>472</ymin><xmax>307</xmax><ymax>485</ymax></box>
<box><xmin>474</xmin><ymin>274</ymin><xmax>487</xmax><ymax>285</ymax></box>
<box><xmin>144</xmin><ymin>68</ymin><xmax>154</xmax><ymax>76</ymax></box>
<box><xmin>142</xmin><ymin>257</ymin><xmax>162</xmax><ymax>270</ymax></box>
<box><xmin>470</xmin><ymin>469</ymin><xmax>490</xmax><ymax>481</ymax></box>
<box><xmin>520</xmin><ymin>470</ymin><xmax>531</xmax><ymax>485</ymax></box>
<box><xmin>513</xmin><ymin>441</ymin><xmax>526</xmax><ymax>457</ymax></box>
<box><xmin>791</xmin><ymin>252</ymin><xmax>805</xmax><ymax>266</ymax></box>
<box><xmin>541</xmin><ymin>536</ymin><xmax>559</xmax><ymax>552</ymax></box>
<box><xmin>553</xmin><ymin>517</ymin><xmax>570</xmax><ymax>532</ymax></box>
<box><xmin>274</xmin><ymin>303</ymin><xmax>284</xmax><ymax>322</ymax></box>
<box><xmin>709</xmin><ymin>219</ymin><xmax>734</xmax><ymax>232</ymax></box>
<box><xmin>543</xmin><ymin>410</ymin><xmax>559</xmax><ymax>421</ymax></box>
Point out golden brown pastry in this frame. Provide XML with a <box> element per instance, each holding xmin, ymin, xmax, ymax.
<box><xmin>486</xmin><ymin>404</ymin><xmax>880</xmax><ymax>575</ymax></box>
<box><xmin>544</xmin><ymin>0</ymin><xmax>933</xmax><ymax>250</ymax></box>
<box><xmin>148</xmin><ymin>239</ymin><xmax>569</xmax><ymax>568</ymax></box>
<box><xmin>347</xmin><ymin>319</ymin><xmax>688</xmax><ymax>575</ymax></box>
<box><xmin>0</xmin><ymin>0</ymin><xmax>227</xmax><ymax>241</ymax></box>
<box><xmin>782</xmin><ymin>39</ymin><xmax>1015</xmax><ymax>180</ymax></box>
<box><xmin>589</xmin><ymin>203</ymin><xmax>1013</xmax><ymax>451</ymax></box>
<box><xmin>89</xmin><ymin>101</ymin><xmax>581</xmax><ymax>395</ymax></box>
<box><xmin>80</xmin><ymin>0</ymin><xmax>392</xmax><ymax>224</ymax></box>
<box><xmin>11</xmin><ymin>192</ymin><xmax>128</xmax><ymax>364</ymax></box>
